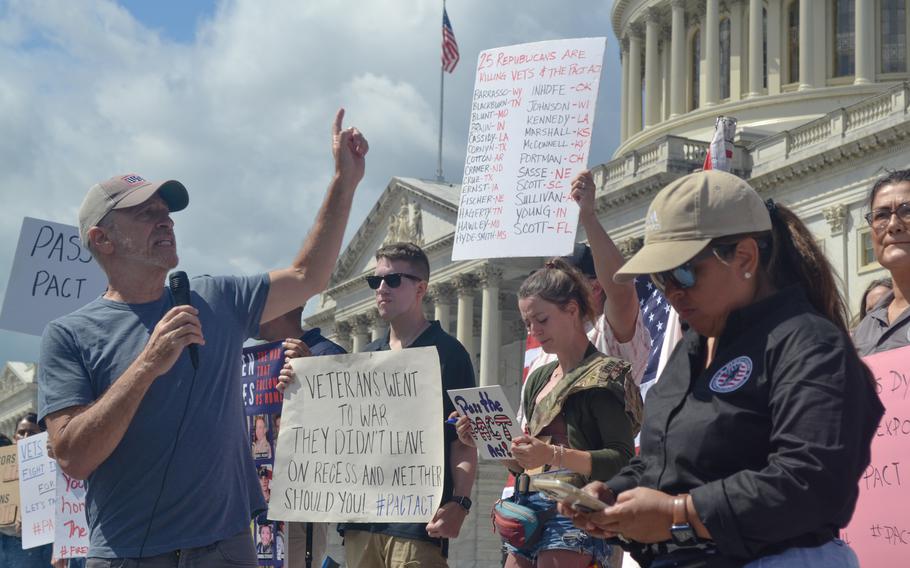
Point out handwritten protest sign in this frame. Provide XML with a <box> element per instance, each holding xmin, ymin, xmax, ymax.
<box><xmin>270</xmin><ymin>347</ymin><xmax>443</xmax><ymax>523</ymax></box>
<box><xmin>242</xmin><ymin>340</ymin><xmax>286</xmax><ymax>566</ymax></box>
<box><xmin>54</xmin><ymin>470</ymin><xmax>88</xmax><ymax>559</ymax></box>
<box><xmin>0</xmin><ymin>445</ymin><xmax>19</xmax><ymax>530</ymax></box>
<box><xmin>844</xmin><ymin>345</ymin><xmax>910</xmax><ymax>565</ymax></box>
<box><xmin>448</xmin><ymin>386</ymin><xmax>522</xmax><ymax>460</ymax></box>
<box><xmin>0</xmin><ymin>217</ymin><xmax>106</xmax><ymax>336</ymax></box>
<box><xmin>452</xmin><ymin>37</ymin><xmax>606</xmax><ymax>261</ymax></box>
<box><xmin>17</xmin><ymin>432</ymin><xmax>56</xmax><ymax>549</ymax></box>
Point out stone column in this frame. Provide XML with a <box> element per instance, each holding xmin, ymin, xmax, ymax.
<box><xmin>478</xmin><ymin>265</ymin><xmax>503</xmax><ymax>387</ymax></box>
<box><xmin>644</xmin><ymin>9</ymin><xmax>661</xmax><ymax>127</ymax></box>
<box><xmin>627</xmin><ymin>27</ymin><xmax>643</xmax><ymax>137</ymax></box>
<box><xmin>429</xmin><ymin>282</ymin><xmax>456</xmax><ymax>334</ymax></box>
<box><xmin>661</xmin><ymin>32</ymin><xmax>671</xmax><ymax>120</ymax></box>
<box><xmin>351</xmin><ymin>314</ymin><xmax>371</xmax><ymax>353</ymax></box>
<box><xmin>453</xmin><ymin>274</ymin><xmax>478</xmax><ymax>353</ymax></box>
<box><xmin>367</xmin><ymin>309</ymin><xmax>386</xmax><ymax>342</ymax></box>
<box><xmin>766</xmin><ymin>0</ymin><xmax>782</xmax><ymax>94</ymax></box>
<box><xmin>747</xmin><ymin>0</ymin><xmax>764</xmax><ymax>96</ymax></box>
<box><xmin>798</xmin><ymin>0</ymin><xmax>815</xmax><ymax>90</ymax></box>
<box><xmin>729</xmin><ymin>0</ymin><xmax>745</xmax><ymax>101</ymax></box>
<box><xmin>705</xmin><ymin>0</ymin><xmax>721</xmax><ymax>105</ymax></box>
<box><xmin>620</xmin><ymin>38</ymin><xmax>630</xmax><ymax>141</ymax></box>
<box><xmin>334</xmin><ymin>320</ymin><xmax>353</xmax><ymax>352</ymax></box>
<box><xmin>855</xmin><ymin>0</ymin><xmax>873</xmax><ymax>84</ymax></box>
<box><xmin>670</xmin><ymin>0</ymin><xmax>687</xmax><ymax>117</ymax></box>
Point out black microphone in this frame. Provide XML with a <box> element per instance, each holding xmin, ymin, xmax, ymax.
<box><xmin>168</xmin><ymin>270</ymin><xmax>199</xmax><ymax>369</ymax></box>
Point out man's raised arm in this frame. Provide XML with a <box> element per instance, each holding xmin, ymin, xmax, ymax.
<box><xmin>261</xmin><ymin>108</ymin><xmax>369</xmax><ymax>323</ymax></box>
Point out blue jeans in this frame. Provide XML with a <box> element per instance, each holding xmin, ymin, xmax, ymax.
<box><xmin>743</xmin><ymin>539</ymin><xmax>858</xmax><ymax>567</ymax></box>
<box><xmin>504</xmin><ymin>491</ymin><xmax>612</xmax><ymax>566</ymax></box>
<box><xmin>0</xmin><ymin>534</ymin><xmax>54</xmax><ymax>568</ymax></box>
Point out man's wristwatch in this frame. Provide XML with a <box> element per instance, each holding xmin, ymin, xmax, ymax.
<box><xmin>670</xmin><ymin>494</ymin><xmax>698</xmax><ymax>547</ymax></box>
<box><xmin>449</xmin><ymin>495</ymin><xmax>472</xmax><ymax>512</ymax></box>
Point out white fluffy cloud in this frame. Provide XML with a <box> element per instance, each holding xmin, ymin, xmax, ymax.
<box><xmin>0</xmin><ymin>0</ymin><xmax>620</xmax><ymax>363</ymax></box>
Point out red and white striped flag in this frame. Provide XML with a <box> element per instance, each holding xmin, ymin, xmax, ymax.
<box><xmin>442</xmin><ymin>8</ymin><xmax>460</xmax><ymax>73</ymax></box>
<box><xmin>703</xmin><ymin>116</ymin><xmax>737</xmax><ymax>171</ymax></box>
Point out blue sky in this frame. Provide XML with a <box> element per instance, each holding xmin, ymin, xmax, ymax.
<box><xmin>0</xmin><ymin>0</ymin><xmax>622</xmax><ymax>367</ymax></box>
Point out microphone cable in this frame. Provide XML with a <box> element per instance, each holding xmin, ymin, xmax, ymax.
<box><xmin>136</xmin><ymin>286</ymin><xmax>202</xmax><ymax>565</ymax></box>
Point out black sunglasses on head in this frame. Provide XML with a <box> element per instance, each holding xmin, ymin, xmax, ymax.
<box><xmin>365</xmin><ymin>272</ymin><xmax>423</xmax><ymax>290</ymax></box>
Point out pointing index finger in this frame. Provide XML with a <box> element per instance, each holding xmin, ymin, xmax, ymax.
<box><xmin>333</xmin><ymin>108</ymin><xmax>345</xmax><ymax>137</ymax></box>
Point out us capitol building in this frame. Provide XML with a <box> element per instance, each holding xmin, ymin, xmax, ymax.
<box><xmin>304</xmin><ymin>0</ymin><xmax>909</xmax><ymax>565</ymax></box>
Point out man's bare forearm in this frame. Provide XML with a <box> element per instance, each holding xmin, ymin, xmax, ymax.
<box><xmin>261</xmin><ymin>175</ymin><xmax>357</xmax><ymax>323</ymax></box>
<box><xmin>48</xmin><ymin>360</ymin><xmax>158</xmax><ymax>480</ymax></box>
<box><xmin>450</xmin><ymin>439</ymin><xmax>478</xmax><ymax>496</ymax></box>
<box><xmin>580</xmin><ymin>211</ymin><xmax>638</xmax><ymax>341</ymax></box>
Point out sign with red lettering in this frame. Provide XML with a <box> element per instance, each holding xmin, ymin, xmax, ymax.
<box><xmin>447</xmin><ymin>386</ymin><xmax>521</xmax><ymax>460</ymax></box>
<box><xmin>17</xmin><ymin>432</ymin><xmax>56</xmax><ymax>549</ymax></box>
<box><xmin>0</xmin><ymin>217</ymin><xmax>105</xmax><ymax>336</ymax></box>
<box><xmin>54</xmin><ymin>469</ymin><xmax>88</xmax><ymax>559</ymax></box>
<box><xmin>845</xmin><ymin>345</ymin><xmax>910</xmax><ymax>564</ymax></box>
<box><xmin>452</xmin><ymin>38</ymin><xmax>606</xmax><ymax>260</ymax></box>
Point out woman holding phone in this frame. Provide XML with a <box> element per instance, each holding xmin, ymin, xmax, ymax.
<box><xmin>560</xmin><ymin>171</ymin><xmax>883</xmax><ymax>568</ymax></box>
<box><xmin>456</xmin><ymin>257</ymin><xmax>636</xmax><ymax>568</ymax></box>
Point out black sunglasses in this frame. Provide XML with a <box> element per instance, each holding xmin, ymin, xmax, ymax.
<box><xmin>651</xmin><ymin>243</ymin><xmax>739</xmax><ymax>293</ymax></box>
<box><xmin>864</xmin><ymin>202</ymin><xmax>910</xmax><ymax>233</ymax></box>
<box><xmin>365</xmin><ymin>272</ymin><xmax>423</xmax><ymax>290</ymax></box>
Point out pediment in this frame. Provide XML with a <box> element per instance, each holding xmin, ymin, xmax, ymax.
<box><xmin>328</xmin><ymin>177</ymin><xmax>461</xmax><ymax>287</ymax></box>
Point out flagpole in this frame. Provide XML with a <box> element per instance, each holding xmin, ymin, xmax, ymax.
<box><xmin>436</xmin><ymin>0</ymin><xmax>446</xmax><ymax>182</ymax></box>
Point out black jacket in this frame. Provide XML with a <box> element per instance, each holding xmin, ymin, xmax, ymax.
<box><xmin>607</xmin><ymin>286</ymin><xmax>884</xmax><ymax>562</ymax></box>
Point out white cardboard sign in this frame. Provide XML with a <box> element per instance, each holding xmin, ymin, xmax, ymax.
<box><xmin>452</xmin><ymin>37</ymin><xmax>606</xmax><ymax>260</ymax></box>
<box><xmin>447</xmin><ymin>385</ymin><xmax>523</xmax><ymax>460</ymax></box>
<box><xmin>17</xmin><ymin>432</ymin><xmax>56</xmax><ymax>549</ymax></box>
<box><xmin>269</xmin><ymin>347</ymin><xmax>444</xmax><ymax>523</ymax></box>
<box><xmin>0</xmin><ymin>217</ymin><xmax>106</xmax><ymax>336</ymax></box>
<box><xmin>54</xmin><ymin>469</ymin><xmax>89</xmax><ymax>559</ymax></box>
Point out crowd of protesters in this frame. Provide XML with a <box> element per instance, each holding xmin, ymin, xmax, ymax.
<box><xmin>23</xmin><ymin>97</ymin><xmax>907</xmax><ymax>568</ymax></box>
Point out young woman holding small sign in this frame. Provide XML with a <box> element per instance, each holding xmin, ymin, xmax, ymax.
<box><xmin>456</xmin><ymin>258</ymin><xmax>637</xmax><ymax>568</ymax></box>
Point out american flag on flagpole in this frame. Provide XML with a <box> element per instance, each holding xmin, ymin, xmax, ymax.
<box><xmin>702</xmin><ymin>116</ymin><xmax>737</xmax><ymax>171</ymax></box>
<box><xmin>442</xmin><ymin>8</ymin><xmax>460</xmax><ymax>73</ymax></box>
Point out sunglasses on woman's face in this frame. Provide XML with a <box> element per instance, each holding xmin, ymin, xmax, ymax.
<box><xmin>650</xmin><ymin>243</ymin><xmax>738</xmax><ymax>293</ymax></box>
<box><xmin>365</xmin><ymin>272</ymin><xmax>423</xmax><ymax>290</ymax></box>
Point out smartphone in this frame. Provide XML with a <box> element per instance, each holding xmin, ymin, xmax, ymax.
<box><xmin>530</xmin><ymin>478</ymin><xmax>608</xmax><ymax>513</ymax></box>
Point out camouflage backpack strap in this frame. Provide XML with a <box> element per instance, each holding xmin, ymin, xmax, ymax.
<box><xmin>597</xmin><ymin>357</ymin><xmax>643</xmax><ymax>438</ymax></box>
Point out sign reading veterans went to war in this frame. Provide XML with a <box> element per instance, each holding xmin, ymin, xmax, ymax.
<box><xmin>448</xmin><ymin>386</ymin><xmax>522</xmax><ymax>460</ymax></box>
<box><xmin>270</xmin><ymin>347</ymin><xmax>444</xmax><ymax>523</ymax></box>
<box><xmin>452</xmin><ymin>37</ymin><xmax>606</xmax><ymax>260</ymax></box>
<box><xmin>18</xmin><ymin>432</ymin><xmax>56</xmax><ymax>549</ymax></box>
<box><xmin>845</xmin><ymin>345</ymin><xmax>910</xmax><ymax>566</ymax></box>
<box><xmin>0</xmin><ymin>217</ymin><xmax>106</xmax><ymax>336</ymax></box>
<box><xmin>54</xmin><ymin>469</ymin><xmax>88</xmax><ymax>559</ymax></box>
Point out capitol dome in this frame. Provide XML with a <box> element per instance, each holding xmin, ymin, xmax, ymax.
<box><xmin>613</xmin><ymin>0</ymin><xmax>906</xmax><ymax>154</ymax></box>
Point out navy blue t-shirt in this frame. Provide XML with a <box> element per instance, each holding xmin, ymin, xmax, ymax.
<box><xmin>38</xmin><ymin>274</ymin><xmax>270</xmax><ymax>558</ymax></box>
<box><xmin>300</xmin><ymin>328</ymin><xmax>346</xmax><ymax>357</ymax></box>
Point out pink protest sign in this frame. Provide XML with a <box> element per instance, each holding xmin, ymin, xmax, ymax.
<box><xmin>844</xmin><ymin>344</ymin><xmax>910</xmax><ymax>563</ymax></box>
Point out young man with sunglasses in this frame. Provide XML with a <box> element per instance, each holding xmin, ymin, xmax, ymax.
<box><xmin>338</xmin><ymin>242</ymin><xmax>477</xmax><ymax>568</ymax></box>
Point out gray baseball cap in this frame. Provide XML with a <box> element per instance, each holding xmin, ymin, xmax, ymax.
<box><xmin>78</xmin><ymin>173</ymin><xmax>189</xmax><ymax>245</ymax></box>
<box><xmin>615</xmin><ymin>170</ymin><xmax>771</xmax><ymax>282</ymax></box>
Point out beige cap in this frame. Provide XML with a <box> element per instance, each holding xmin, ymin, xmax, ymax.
<box><xmin>615</xmin><ymin>170</ymin><xmax>771</xmax><ymax>282</ymax></box>
<box><xmin>78</xmin><ymin>174</ymin><xmax>188</xmax><ymax>245</ymax></box>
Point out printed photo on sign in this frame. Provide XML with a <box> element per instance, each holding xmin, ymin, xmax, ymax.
<box><xmin>251</xmin><ymin>414</ymin><xmax>274</xmax><ymax>461</ymax></box>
